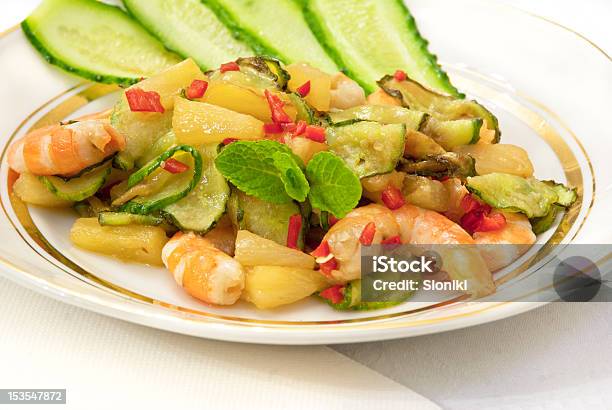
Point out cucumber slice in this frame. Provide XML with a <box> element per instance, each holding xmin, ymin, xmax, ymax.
<box><xmin>40</xmin><ymin>161</ymin><xmax>112</xmax><ymax>202</ymax></box>
<box><xmin>379</xmin><ymin>75</ymin><xmax>500</xmax><ymax>142</ymax></box>
<box><xmin>421</xmin><ymin>117</ymin><xmax>482</xmax><ymax>150</ymax></box>
<box><xmin>465</xmin><ymin>173</ymin><xmax>576</xmax><ymax>218</ymax></box>
<box><xmin>328</xmin><ymin>105</ymin><xmax>427</xmax><ymax>130</ymax></box>
<box><xmin>288</xmin><ymin>93</ymin><xmax>316</xmax><ymax>124</ymax></box>
<box><xmin>23</xmin><ymin>0</ymin><xmax>180</xmax><ymax>86</ymax></box>
<box><xmin>301</xmin><ymin>0</ymin><xmax>460</xmax><ymax>95</ymax></box>
<box><xmin>120</xmin><ymin>145</ymin><xmax>203</xmax><ymax>214</ymax></box>
<box><xmin>543</xmin><ymin>181</ymin><xmax>578</xmax><ymax>207</ymax></box>
<box><xmin>236</xmin><ymin>56</ymin><xmax>290</xmax><ymax>90</ymax></box>
<box><xmin>399</xmin><ymin>152</ymin><xmax>476</xmax><ymax>179</ymax></box>
<box><xmin>530</xmin><ymin>204</ymin><xmax>563</xmax><ymax>235</ymax></box>
<box><xmin>98</xmin><ymin>212</ymin><xmax>163</xmax><ymax>226</ymax></box>
<box><xmin>228</xmin><ymin>189</ymin><xmax>305</xmax><ymax>249</ymax></box>
<box><xmin>136</xmin><ymin>130</ymin><xmax>177</xmax><ymax>169</ymax></box>
<box><xmin>326</xmin><ymin>122</ymin><xmax>406</xmax><ymax>178</ymax></box>
<box><xmin>202</xmin><ymin>0</ymin><xmax>337</xmax><ymax>72</ymax></box>
<box><xmin>122</xmin><ymin>0</ymin><xmax>252</xmax><ymax>70</ymax></box>
<box><xmin>164</xmin><ymin>145</ymin><xmax>230</xmax><ymax>233</ymax></box>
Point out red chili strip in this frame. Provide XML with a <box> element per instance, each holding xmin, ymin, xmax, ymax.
<box><xmin>296</xmin><ymin>80</ymin><xmax>311</xmax><ymax>97</ymax></box>
<box><xmin>286</xmin><ymin>214</ymin><xmax>302</xmax><ymax>249</ymax></box>
<box><xmin>319</xmin><ymin>257</ymin><xmax>338</xmax><ymax>276</ymax></box>
<box><xmin>319</xmin><ymin>285</ymin><xmax>344</xmax><ymax>304</ymax></box>
<box><xmin>359</xmin><ymin>222</ymin><xmax>376</xmax><ymax>246</ymax></box>
<box><xmin>222</xmin><ymin>138</ymin><xmax>239</xmax><ymax>145</ymax></box>
<box><xmin>220</xmin><ymin>61</ymin><xmax>240</xmax><ymax>73</ymax></box>
<box><xmin>185</xmin><ymin>79</ymin><xmax>208</xmax><ymax>99</ymax></box>
<box><xmin>381</xmin><ymin>235</ymin><xmax>402</xmax><ymax>245</ymax></box>
<box><xmin>125</xmin><ymin>88</ymin><xmax>165</xmax><ymax>113</ymax></box>
<box><xmin>381</xmin><ymin>186</ymin><xmax>405</xmax><ymax>210</ymax></box>
<box><xmin>311</xmin><ymin>240</ymin><xmax>330</xmax><ymax>258</ymax></box>
<box><xmin>393</xmin><ymin>70</ymin><xmax>407</xmax><ymax>82</ymax></box>
<box><xmin>328</xmin><ymin>215</ymin><xmax>340</xmax><ymax>227</ymax></box>
<box><xmin>264</xmin><ymin>89</ymin><xmax>293</xmax><ymax>124</ymax></box>
<box><xmin>161</xmin><ymin>158</ymin><xmax>189</xmax><ymax>174</ymax></box>
<box><xmin>263</xmin><ymin>123</ymin><xmax>284</xmax><ymax>134</ymax></box>
<box><xmin>304</xmin><ymin>126</ymin><xmax>326</xmax><ymax>143</ymax></box>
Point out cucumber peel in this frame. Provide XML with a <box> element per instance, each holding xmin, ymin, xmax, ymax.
<box><xmin>40</xmin><ymin>161</ymin><xmax>112</xmax><ymax>202</ymax></box>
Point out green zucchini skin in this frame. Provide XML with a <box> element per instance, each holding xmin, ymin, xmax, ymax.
<box><xmin>120</xmin><ymin>145</ymin><xmax>203</xmax><ymax>215</ymax></box>
<box><xmin>399</xmin><ymin>152</ymin><xmax>476</xmax><ymax>180</ymax></box>
<box><xmin>98</xmin><ymin>212</ymin><xmax>163</xmax><ymax>226</ymax></box>
<box><xmin>298</xmin><ymin>0</ymin><xmax>461</xmax><ymax>96</ymax></box>
<box><xmin>328</xmin><ymin>105</ymin><xmax>428</xmax><ymax>130</ymax></box>
<box><xmin>421</xmin><ymin>117</ymin><xmax>482</xmax><ymax>150</ymax></box>
<box><xmin>202</xmin><ymin>0</ymin><xmax>338</xmax><ymax>72</ymax></box>
<box><xmin>39</xmin><ymin>161</ymin><xmax>112</xmax><ymax>202</ymax></box>
<box><xmin>22</xmin><ymin>0</ymin><xmax>180</xmax><ymax>86</ymax></box>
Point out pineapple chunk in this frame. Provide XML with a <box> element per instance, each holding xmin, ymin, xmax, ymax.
<box><xmin>70</xmin><ymin>218</ymin><xmax>168</xmax><ymax>266</ymax></box>
<box><xmin>202</xmin><ymin>83</ymin><xmax>297</xmax><ymax>123</ymax></box>
<box><xmin>244</xmin><ymin>265</ymin><xmax>329</xmax><ymax>309</ymax></box>
<box><xmin>173</xmin><ymin>98</ymin><xmax>263</xmax><ymax>145</ymax></box>
<box><xmin>287</xmin><ymin>63</ymin><xmax>332</xmax><ymax>111</ymax></box>
<box><xmin>285</xmin><ymin>137</ymin><xmax>328</xmax><ymax>164</ymax></box>
<box><xmin>366</xmin><ymin>88</ymin><xmax>401</xmax><ymax>107</ymax></box>
<box><xmin>235</xmin><ymin>230</ymin><xmax>314</xmax><ymax>269</ymax></box>
<box><xmin>13</xmin><ymin>173</ymin><xmax>72</xmax><ymax>207</ymax></box>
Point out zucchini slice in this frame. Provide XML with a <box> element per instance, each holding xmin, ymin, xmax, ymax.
<box><xmin>378</xmin><ymin>75</ymin><xmax>500</xmax><ymax>142</ymax></box>
<box><xmin>326</xmin><ymin>122</ymin><xmax>406</xmax><ymax>178</ymax></box>
<box><xmin>328</xmin><ymin>105</ymin><xmax>428</xmax><ymax>130</ymax></box>
<box><xmin>120</xmin><ymin>145</ymin><xmax>203</xmax><ymax>214</ymax></box>
<box><xmin>23</xmin><ymin>0</ymin><xmax>180</xmax><ymax>86</ymax></box>
<box><xmin>228</xmin><ymin>189</ymin><xmax>306</xmax><ymax>249</ymax></box>
<box><xmin>320</xmin><ymin>277</ymin><xmax>414</xmax><ymax>311</ymax></box>
<box><xmin>201</xmin><ymin>0</ymin><xmax>337</xmax><ymax>72</ymax></box>
<box><xmin>466</xmin><ymin>173</ymin><xmax>577</xmax><ymax>218</ymax></box>
<box><xmin>288</xmin><ymin>93</ymin><xmax>316</xmax><ymax>124</ymax></box>
<box><xmin>236</xmin><ymin>57</ymin><xmax>290</xmax><ymax>90</ymax></box>
<box><xmin>530</xmin><ymin>204</ymin><xmax>563</xmax><ymax>235</ymax></box>
<box><xmin>122</xmin><ymin>0</ymin><xmax>252</xmax><ymax>70</ymax></box>
<box><xmin>420</xmin><ymin>117</ymin><xmax>482</xmax><ymax>150</ymax></box>
<box><xmin>98</xmin><ymin>212</ymin><xmax>163</xmax><ymax>226</ymax></box>
<box><xmin>40</xmin><ymin>161</ymin><xmax>112</xmax><ymax>202</ymax></box>
<box><xmin>399</xmin><ymin>152</ymin><xmax>476</xmax><ymax>180</ymax></box>
<box><xmin>164</xmin><ymin>145</ymin><xmax>230</xmax><ymax>233</ymax></box>
<box><xmin>301</xmin><ymin>0</ymin><xmax>460</xmax><ymax>95</ymax></box>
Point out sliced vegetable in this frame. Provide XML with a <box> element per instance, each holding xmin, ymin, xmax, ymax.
<box><xmin>301</xmin><ymin>0</ymin><xmax>461</xmax><ymax>95</ymax></box>
<box><xmin>420</xmin><ymin>117</ymin><xmax>482</xmax><ymax>150</ymax></box>
<box><xmin>185</xmin><ymin>79</ymin><xmax>209</xmax><ymax>99</ymax></box>
<box><xmin>70</xmin><ymin>217</ymin><xmax>167</xmax><ymax>265</ymax></box>
<box><xmin>543</xmin><ymin>181</ymin><xmax>578</xmax><ymax>207</ymax></box>
<box><xmin>403</xmin><ymin>130</ymin><xmax>446</xmax><ymax>160</ymax></box>
<box><xmin>288</xmin><ymin>93</ymin><xmax>316</xmax><ymax>124</ymax></box>
<box><xmin>402</xmin><ymin>175</ymin><xmax>449</xmax><ymax>212</ymax></box>
<box><xmin>530</xmin><ymin>204</ymin><xmax>563</xmax><ymax>235</ymax></box>
<box><xmin>173</xmin><ymin>98</ymin><xmax>264</xmax><ymax>145</ymax></box>
<box><xmin>320</xmin><ymin>276</ymin><xmax>414</xmax><ymax>311</ymax></box>
<box><xmin>125</xmin><ymin>88</ymin><xmax>165</xmax><ymax>113</ymax></box>
<box><xmin>399</xmin><ymin>152</ymin><xmax>476</xmax><ymax>179</ymax></box>
<box><xmin>228</xmin><ymin>189</ymin><xmax>306</xmax><ymax>249</ymax></box>
<box><xmin>454</xmin><ymin>144</ymin><xmax>534</xmax><ymax>177</ymax></box>
<box><xmin>243</xmin><ymin>265</ymin><xmax>329</xmax><ymax>309</ymax></box>
<box><xmin>23</xmin><ymin>0</ymin><xmax>180</xmax><ymax>86</ymax></box>
<box><xmin>12</xmin><ymin>173</ymin><xmax>73</xmax><ymax>207</ymax></box>
<box><xmin>328</xmin><ymin>105</ymin><xmax>427</xmax><ymax>130</ymax></box>
<box><xmin>40</xmin><ymin>161</ymin><xmax>111</xmax><ymax>202</ymax></box>
<box><xmin>164</xmin><ymin>144</ymin><xmax>230</xmax><ymax>233</ymax></box>
<box><xmin>202</xmin><ymin>0</ymin><xmax>337</xmax><ymax>72</ymax></box>
<box><xmin>234</xmin><ymin>230</ymin><xmax>315</xmax><ymax>269</ymax></box>
<box><xmin>120</xmin><ymin>145</ymin><xmax>202</xmax><ymax>214</ymax></box>
<box><xmin>466</xmin><ymin>173</ymin><xmax>576</xmax><ymax>218</ymax></box>
<box><xmin>111</xmin><ymin>58</ymin><xmax>205</xmax><ymax>169</ymax></box>
<box><xmin>381</xmin><ymin>186</ymin><xmax>405</xmax><ymax>210</ymax></box>
<box><xmin>286</xmin><ymin>63</ymin><xmax>332</xmax><ymax>111</ymax></box>
<box><xmin>378</xmin><ymin>75</ymin><xmax>500</xmax><ymax>141</ymax></box>
<box><xmin>137</xmin><ymin>130</ymin><xmax>177</xmax><ymax>168</ymax></box>
<box><xmin>235</xmin><ymin>57</ymin><xmax>290</xmax><ymax>90</ymax></box>
<box><xmin>326</xmin><ymin>121</ymin><xmax>406</xmax><ymax>177</ymax></box>
<box><xmin>98</xmin><ymin>212</ymin><xmax>163</xmax><ymax>226</ymax></box>
<box><xmin>122</xmin><ymin>0</ymin><xmax>252</xmax><ymax>70</ymax></box>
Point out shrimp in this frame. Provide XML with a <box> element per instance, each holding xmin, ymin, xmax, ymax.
<box><xmin>393</xmin><ymin>204</ymin><xmax>495</xmax><ymax>297</ymax></box>
<box><xmin>321</xmin><ymin>204</ymin><xmax>400</xmax><ymax>282</ymax></box>
<box><xmin>7</xmin><ymin>117</ymin><xmax>125</xmax><ymax>177</ymax></box>
<box><xmin>330</xmin><ymin>73</ymin><xmax>366</xmax><ymax>110</ymax></box>
<box><xmin>162</xmin><ymin>232</ymin><xmax>245</xmax><ymax>305</ymax></box>
<box><xmin>473</xmin><ymin>212</ymin><xmax>536</xmax><ymax>272</ymax></box>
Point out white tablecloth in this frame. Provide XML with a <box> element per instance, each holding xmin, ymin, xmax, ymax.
<box><xmin>1</xmin><ymin>1</ymin><xmax>610</xmax><ymax>409</ymax></box>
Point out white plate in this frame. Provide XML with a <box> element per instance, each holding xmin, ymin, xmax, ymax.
<box><xmin>0</xmin><ymin>0</ymin><xmax>610</xmax><ymax>344</ymax></box>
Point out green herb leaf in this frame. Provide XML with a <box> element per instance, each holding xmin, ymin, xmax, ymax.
<box><xmin>215</xmin><ymin>140</ymin><xmax>306</xmax><ymax>204</ymax></box>
<box><xmin>272</xmin><ymin>152</ymin><xmax>309</xmax><ymax>202</ymax></box>
<box><xmin>306</xmin><ymin>152</ymin><xmax>362</xmax><ymax>218</ymax></box>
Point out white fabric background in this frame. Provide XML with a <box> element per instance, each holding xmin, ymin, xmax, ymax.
<box><xmin>0</xmin><ymin>1</ymin><xmax>610</xmax><ymax>409</ymax></box>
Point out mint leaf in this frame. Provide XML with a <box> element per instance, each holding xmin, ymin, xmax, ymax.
<box><xmin>306</xmin><ymin>152</ymin><xmax>362</xmax><ymax>218</ymax></box>
<box><xmin>272</xmin><ymin>152</ymin><xmax>309</xmax><ymax>202</ymax></box>
<box><xmin>215</xmin><ymin>140</ymin><xmax>307</xmax><ymax>204</ymax></box>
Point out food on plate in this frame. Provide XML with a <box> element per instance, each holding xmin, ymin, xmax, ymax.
<box><xmin>10</xmin><ymin>0</ymin><xmax>578</xmax><ymax>311</ymax></box>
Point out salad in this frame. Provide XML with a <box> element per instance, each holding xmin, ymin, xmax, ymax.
<box><xmin>8</xmin><ymin>0</ymin><xmax>577</xmax><ymax>310</ymax></box>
